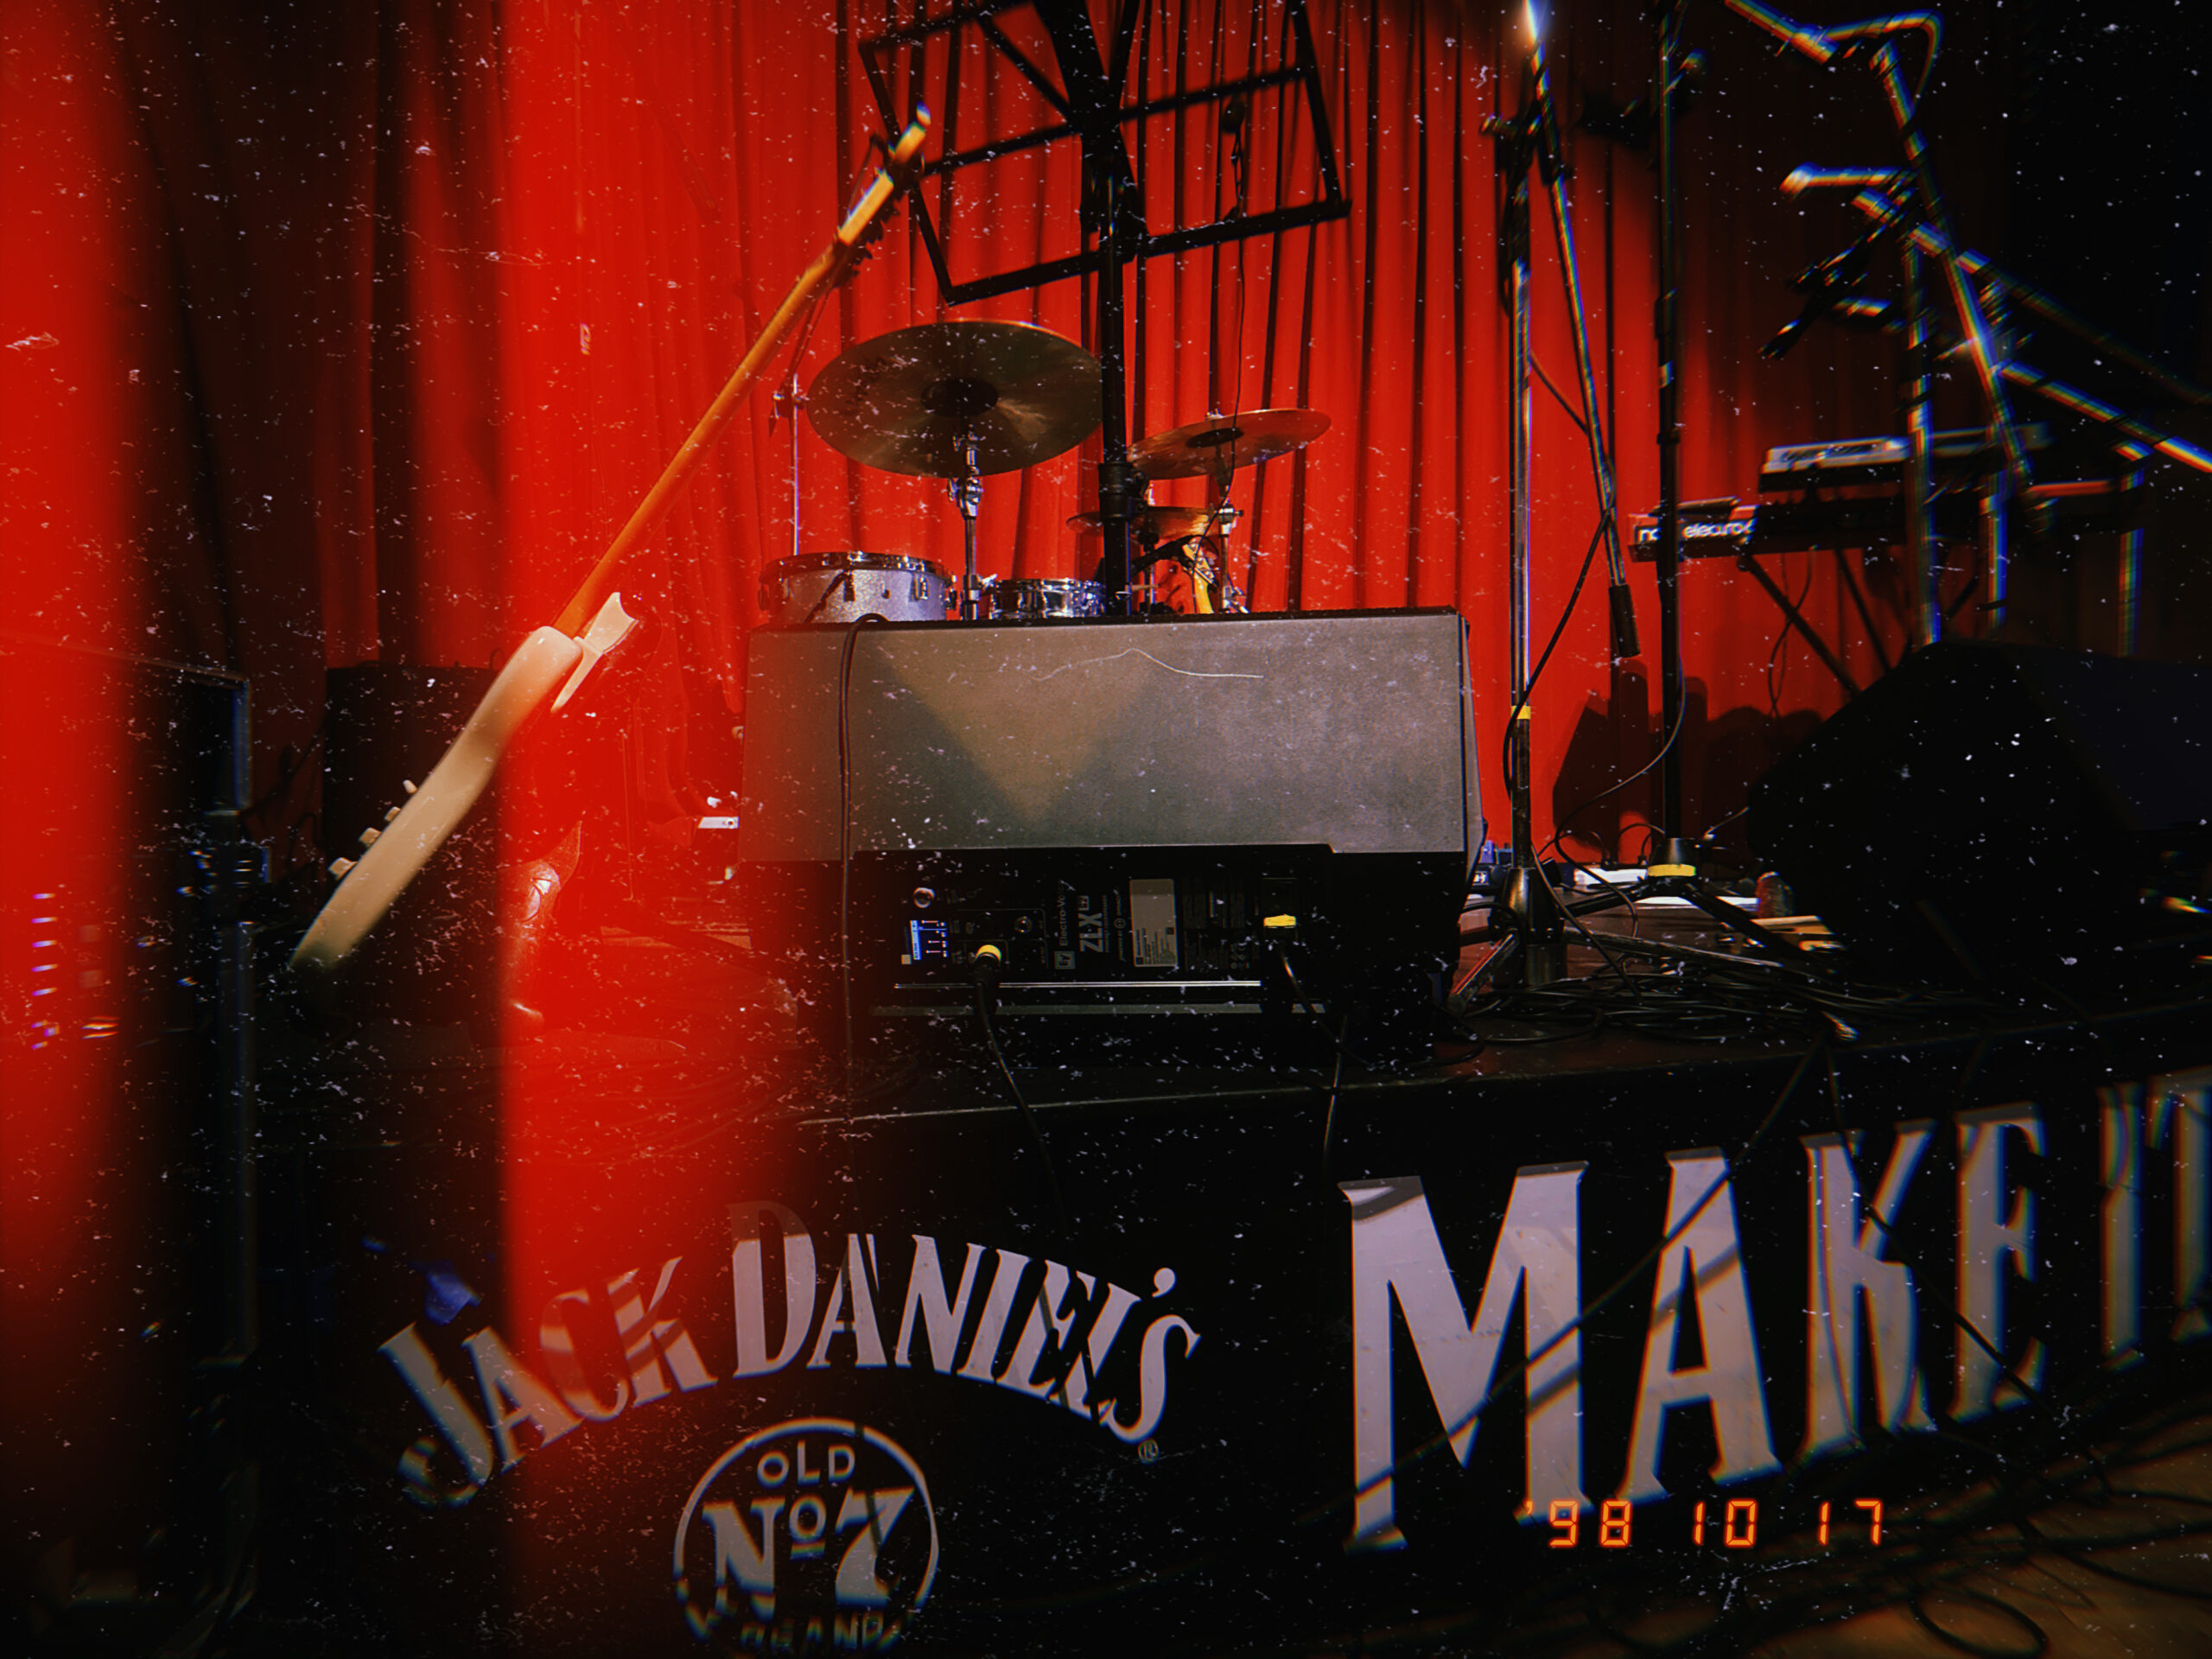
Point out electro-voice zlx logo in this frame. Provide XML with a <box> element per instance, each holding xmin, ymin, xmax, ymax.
<box><xmin>674</xmin><ymin>1418</ymin><xmax>938</xmax><ymax>1651</ymax></box>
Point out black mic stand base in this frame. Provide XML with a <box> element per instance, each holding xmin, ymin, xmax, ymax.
<box><xmin>1629</xmin><ymin>836</ymin><xmax>1809</xmax><ymax>969</ymax></box>
<box><xmin>1497</xmin><ymin>864</ymin><xmax>1569</xmax><ymax>989</ymax></box>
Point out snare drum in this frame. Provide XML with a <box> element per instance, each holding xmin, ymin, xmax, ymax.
<box><xmin>988</xmin><ymin>578</ymin><xmax>1104</xmax><ymax>620</ymax></box>
<box><xmin>760</xmin><ymin>551</ymin><xmax>952</xmax><ymax>626</ymax></box>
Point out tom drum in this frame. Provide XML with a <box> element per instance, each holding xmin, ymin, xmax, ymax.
<box><xmin>760</xmin><ymin>552</ymin><xmax>952</xmax><ymax>626</ymax></box>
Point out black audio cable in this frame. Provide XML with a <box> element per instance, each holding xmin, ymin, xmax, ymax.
<box><xmin>1271</xmin><ymin>920</ymin><xmax>1357</xmax><ymax>1168</ymax></box>
<box><xmin>836</xmin><ymin>612</ymin><xmax>889</xmax><ymax>1103</ymax></box>
<box><xmin>970</xmin><ymin>944</ymin><xmax>1066</xmax><ymax>1221</ymax></box>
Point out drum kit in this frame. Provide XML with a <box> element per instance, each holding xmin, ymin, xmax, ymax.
<box><xmin>758</xmin><ymin>318</ymin><xmax>1329</xmax><ymax>626</ymax></box>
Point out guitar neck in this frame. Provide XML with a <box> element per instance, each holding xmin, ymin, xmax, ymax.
<box><xmin>555</xmin><ymin>111</ymin><xmax>931</xmax><ymax>636</ymax></box>
<box><xmin>290</xmin><ymin>110</ymin><xmax>931</xmax><ymax>975</ymax></box>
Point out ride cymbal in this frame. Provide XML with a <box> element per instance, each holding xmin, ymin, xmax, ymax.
<box><xmin>807</xmin><ymin>321</ymin><xmax>1103</xmax><ymax>477</ymax></box>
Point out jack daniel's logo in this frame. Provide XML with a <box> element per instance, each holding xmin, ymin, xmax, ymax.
<box><xmin>374</xmin><ymin>1205</ymin><xmax>1200</xmax><ymax>1510</ymax></box>
<box><xmin>673</xmin><ymin>1418</ymin><xmax>936</xmax><ymax>1653</ymax></box>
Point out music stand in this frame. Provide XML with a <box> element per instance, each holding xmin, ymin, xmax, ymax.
<box><xmin>855</xmin><ymin>0</ymin><xmax>1347</xmax><ymax>615</ymax></box>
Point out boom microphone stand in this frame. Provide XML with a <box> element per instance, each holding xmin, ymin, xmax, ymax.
<box><xmin>1481</xmin><ymin>3</ymin><xmax>1642</xmax><ymax>989</ymax></box>
<box><xmin>1638</xmin><ymin>2</ymin><xmax>2030</xmax><ymax>873</ymax></box>
<box><xmin>1746</xmin><ymin>6</ymin><xmax>2035</xmax><ymax>639</ymax></box>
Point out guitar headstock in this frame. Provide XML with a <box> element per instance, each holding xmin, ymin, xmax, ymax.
<box><xmin>835</xmin><ymin>107</ymin><xmax>932</xmax><ymax>257</ymax></box>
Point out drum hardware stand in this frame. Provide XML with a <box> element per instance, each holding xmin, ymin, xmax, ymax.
<box><xmin>1091</xmin><ymin>171</ymin><xmax>1142</xmax><ymax>615</ymax></box>
<box><xmin>1194</xmin><ymin>467</ymin><xmax>1247</xmax><ymax>613</ymax></box>
<box><xmin>1116</xmin><ymin>412</ymin><xmax>1325</xmax><ymax>609</ymax></box>
<box><xmin>1150</xmin><ymin>463</ymin><xmax>1245</xmax><ymax>613</ymax></box>
<box><xmin>773</xmin><ymin>368</ymin><xmax>808</xmax><ymax>568</ymax></box>
<box><xmin>1191</xmin><ymin>500</ymin><xmax>1246</xmax><ymax>613</ymax></box>
<box><xmin>948</xmin><ymin>431</ymin><xmax>987</xmax><ymax>620</ymax></box>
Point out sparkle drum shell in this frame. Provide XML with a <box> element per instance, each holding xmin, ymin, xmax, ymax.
<box><xmin>760</xmin><ymin>552</ymin><xmax>952</xmax><ymax>626</ymax></box>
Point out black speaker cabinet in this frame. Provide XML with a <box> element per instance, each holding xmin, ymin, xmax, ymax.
<box><xmin>2</xmin><ymin>637</ymin><xmax>257</xmax><ymax>1646</ymax></box>
<box><xmin>1749</xmin><ymin>642</ymin><xmax>2212</xmax><ymax>986</ymax></box>
<box><xmin>738</xmin><ymin>609</ymin><xmax>1479</xmax><ymax>1045</ymax></box>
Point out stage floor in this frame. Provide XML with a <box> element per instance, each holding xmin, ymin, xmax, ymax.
<box><xmin>196</xmin><ymin>908</ymin><xmax>2212</xmax><ymax>1656</ymax></box>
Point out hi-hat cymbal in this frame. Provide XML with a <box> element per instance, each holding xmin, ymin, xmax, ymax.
<box><xmin>1128</xmin><ymin>408</ymin><xmax>1331</xmax><ymax>479</ymax></box>
<box><xmin>1067</xmin><ymin>503</ymin><xmax>1238</xmax><ymax>542</ymax></box>
<box><xmin>807</xmin><ymin>321</ymin><xmax>1103</xmax><ymax>478</ymax></box>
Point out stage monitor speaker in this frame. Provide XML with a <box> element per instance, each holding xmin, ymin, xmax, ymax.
<box><xmin>1748</xmin><ymin>641</ymin><xmax>2212</xmax><ymax>986</ymax></box>
<box><xmin>737</xmin><ymin>609</ymin><xmax>1479</xmax><ymax>1039</ymax></box>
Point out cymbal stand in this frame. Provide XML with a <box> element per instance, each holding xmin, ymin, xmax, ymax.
<box><xmin>950</xmin><ymin>433</ymin><xmax>985</xmax><ymax>620</ymax></box>
<box><xmin>774</xmin><ymin>367</ymin><xmax>807</xmax><ymax>567</ymax></box>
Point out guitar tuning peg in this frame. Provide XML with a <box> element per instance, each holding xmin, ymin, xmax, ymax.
<box><xmin>329</xmin><ymin>857</ymin><xmax>357</xmax><ymax>879</ymax></box>
<box><xmin>384</xmin><ymin>805</ymin><xmax>403</xmax><ymax>823</ymax></box>
<box><xmin>359</xmin><ymin>826</ymin><xmax>382</xmax><ymax>846</ymax></box>
<box><xmin>402</xmin><ymin>779</ymin><xmax>417</xmax><ymax>794</ymax></box>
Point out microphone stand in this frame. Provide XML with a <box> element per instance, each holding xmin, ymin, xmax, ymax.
<box><xmin>1899</xmin><ymin>234</ymin><xmax>1940</xmax><ymax>647</ymax></box>
<box><xmin>1654</xmin><ymin>0</ymin><xmax>1688</xmax><ymax>836</ymax></box>
<box><xmin>1628</xmin><ymin>2</ymin><xmax>2022</xmax><ymax>887</ymax></box>
<box><xmin>1726</xmin><ymin>3</ymin><xmax>2035</xmax><ymax>617</ymax></box>
<box><xmin>1536</xmin><ymin>10</ymin><xmax>1639</xmax><ymax>664</ymax></box>
<box><xmin>1761</xmin><ymin>166</ymin><xmax>1945</xmax><ymax>649</ymax></box>
<box><xmin>1821</xmin><ymin>179</ymin><xmax>2212</xmax><ymax>475</ymax></box>
<box><xmin>1480</xmin><ymin>3</ymin><xmax>1641</xmax><ymax>988</ymax></box>
<box><xmin>1605</xmin><ymin>3</ymin><xmax>2211</xmax><ymax>969</ymax></box>
<box><xmin>1492</xmin><ymin>97</ymin><xmax>1566</xmax><ymax>986</ymax></box>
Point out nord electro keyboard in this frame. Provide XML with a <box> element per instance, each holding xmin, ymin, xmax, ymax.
<box><xmin>1630</xmin><ymin>426</ymin><xmax>2134</xmax><ymax>560</ymax></box>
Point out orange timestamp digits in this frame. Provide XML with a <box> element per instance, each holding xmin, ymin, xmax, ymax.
<box><xmin>1544</xmin><ymin>1497</ymin><xmax>1885</xmax><ymax>1548</ymax></box>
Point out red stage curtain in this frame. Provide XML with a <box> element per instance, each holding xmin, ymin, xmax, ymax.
<box><xmin>8</xmin><ymin>0</ymin><xmax>2021</xmax><ymax>867</ymax></box>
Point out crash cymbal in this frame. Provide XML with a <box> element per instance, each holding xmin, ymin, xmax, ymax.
<box><xmin>1128</xmin><ymin>408</ymin><xmax>1331</xmax><ymax>479</ymax></box>
<box><xmin>807</xmin><ymin>321</ymin><xmax>1103</xmax><ymax>478</ymax></box>
<box><xmin>1067</xmin><ymin>503</ymin><xmax>1238</xmax><ymax>542</ymax></box>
